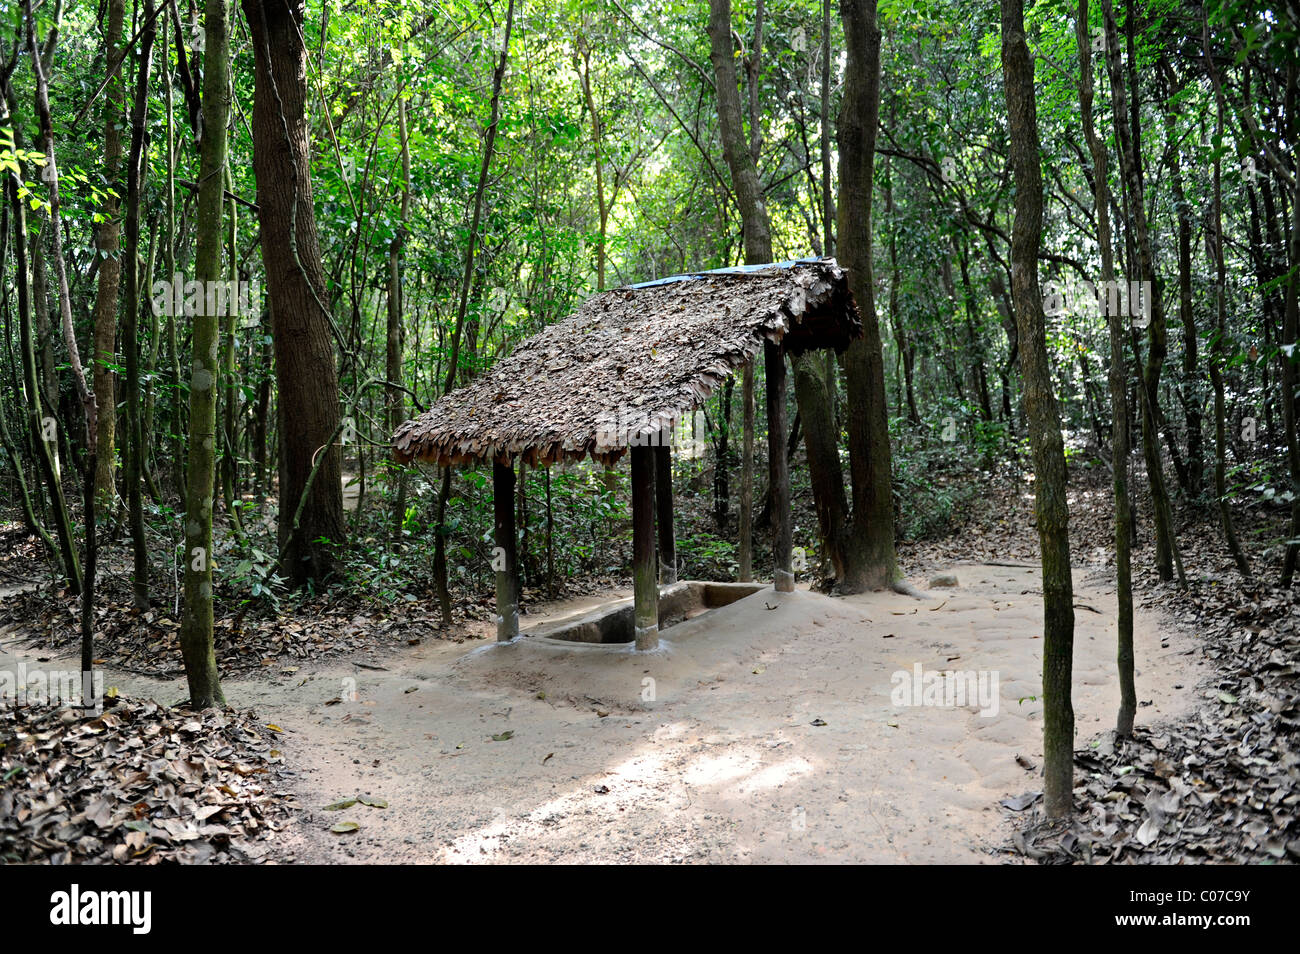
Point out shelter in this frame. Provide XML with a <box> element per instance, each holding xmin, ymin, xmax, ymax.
<box><xmin>392</xmin><ymin>258</ymin><xmax>863</xmax><ymax>649</ymax></box>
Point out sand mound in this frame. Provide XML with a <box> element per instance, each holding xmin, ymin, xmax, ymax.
<box><xmin>405</xmin><ymin>563</ymin><xmax>1198</xmax><ymax>862</ymax></box>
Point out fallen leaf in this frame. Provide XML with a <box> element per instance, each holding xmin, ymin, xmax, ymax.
<box><xmin>1000</xmin><ymin>791</ymin><xmax>1042</xmax><ymax>812</ymax></box>
<box><xmin>1136</xmin><ymin>815</ymin><xmax>1161</xmax><ymax>846</ymax></box>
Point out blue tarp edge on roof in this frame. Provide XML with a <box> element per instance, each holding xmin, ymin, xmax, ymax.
<box><xmin>627</xmin><ymin>256</ymin><xmax>829</xmax><ymax>289</ymax></box>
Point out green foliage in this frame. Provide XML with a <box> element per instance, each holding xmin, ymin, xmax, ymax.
<box><xmin>226</xmin><ymin>547</ymin><xmax>287</xmax><ymax>610</ymax></box>
<box><xmin>890</xmin><ymin>407</ymin><xmax>992</xmax><ymax>541</ymax></box>
<box><xmin>677</xmin><ymin>531</ymin><xmax>737</xmax><ymax>580</ymax></box>
<box><xmin>893</xmin><ymin>446</ymin><xmax>967</xmax><ymax>541</ymax></box>
<box><xmin>0</xmin><ymin>0</ymin><xmax>1294</xmax><ymax>622</ymax></box>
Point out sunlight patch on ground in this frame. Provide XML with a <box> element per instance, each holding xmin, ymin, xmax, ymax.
<box><xmin>438</xmin><ymin>738</ymin><xmax>815</xmax><ymax>863</ymax></box>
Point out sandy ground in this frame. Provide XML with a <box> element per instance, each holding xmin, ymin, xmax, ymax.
<box><xmin>0</xmin><ymin>563</ymin><xmax>1203</xmax><ymax>864</ymax></box>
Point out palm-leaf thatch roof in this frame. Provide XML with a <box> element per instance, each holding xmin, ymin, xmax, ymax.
<box><xmin>391</xmin><ymin>258</ymin><xmax>862</xmax><ymax>468</ymax></box>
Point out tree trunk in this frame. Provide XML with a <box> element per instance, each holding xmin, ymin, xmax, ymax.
<box><xmin>30</xmin><ymin>225</ymin><xmax>57</xmax><ymax>463</ymax></box>
<box><xmin>1208</xmin><ymin>116</ymin><xmax>1252</xmax><ymax>581</ymax></box>
<box><xmin>545</xmin><ymin>465</ymin><xmax>555</xmax><ymax>597</ymax></box>
<box><xmin>27</xmin><ymin>0</ymin><xmax>98</xmax><ymax>695</ymax></box>
<box><xmin>1078</xmin><ymin>0</ymin><xmax>1135</xmax><ymax>738</ymax></box>
<box><xmin>1002</xmin><ymin>0</ymin><xmax>1075</xmax><ymax>817</ymax></box>
<box><xmin>28</xmin><ymin>223</ymin><xmax>56</xmax><ymax>472</ymax></box>
<box><xmin>793</xmin><ymin>348</ymin><xmax>847</xmax><ymax>581</ymax></box>
<box><xmin>163</xmin><ymin>26</ymin><xmax>186</xmax><ymax>500</ymax></box>
<box><xmin>141</xmin><ymin>212</ymin><xmax>163</xmax><ymax>499</ymax></box>
<box><xmin>387</xmin><ymin>98</ymin><xmax>411</xmax><ymax>540</ymax></box>
<box><xmin>819</xmin><ymin>0</ymin><xmax>835</xmax><ymax>255</ymax></box>
<box><xmin>631</xmin><ymin>445</ymin><xmax>659</xmax><ymax>648</ymax></box>
<box><xmin>838</xmin><ymin>0</ymin><xmax>896</xmax><ymax>591</ymax></box>
<box><xmin>244</xmin><ymin>0</ymin><xmax>345</xmax><ymax>586</ymax></box>
<box><xmin>431</xmin><ymin>0</ymin><xmax>513</xmax><ymax>626</ymax></box>
<box><xmin>178</xmin><ymin>0</ymin><xmax>232</xmax><ymax>708</ymax></box>
<box><xmin>712</xmin><ymin>376</ymin><xmax>733</xmax><ymax>531</ymax></box>
<box><xmin>219</xmin><ymin>164</ymin><xmax>245</xmax><ymax>546</ymax></box>
<box><xmin>4</xmin><ymin>146</ymin><xmax>80</xmax><ymax>589</ymax></box>
<box><xmin>655</xmin><ymin>444</ymin><xmax>676</xmax><ymax>584</ymax></box>
<box><xmin>1279</xmin><ymin>65</ymin><xmax>1300</xmax><ymax>586</ymax></box>
<box><xmin>1101</xmin><ymin>0</ymin><xmax>1182</xmax><ymax>584</ymax></box>
<box><xmin>576</xmin><ymin>37</ymin><xmax>608</xmax><ymax>292</ymax></box>
<box><xmin>122</xmin><ymin>0</ymin><xmax>155</xmax><ymax>609</ymax></box>
<box><xmin>738</xmin><ymin>360</ymin><xmax>755</xmax><ymax>581</ymax></box>
<box><xmin>708</xmin><ymin>0</ymin><xmax>797</xmax><ymax>589</ymax></box>
<box><xmin>707</xmin><ymin>0</ymin><xmax>773</xmax><ymax>265</ymax></box>
<box><xmin>957</xmin><ymin>238</ymin><xmax>994</xmax><ymax>423</ymax></box>
<box><xmin>766</xmin><ymin>342</ymin><xmax>793</xmax><ymax>591</ymax></box>
<box><xmin>0</xmin><ymin>195</ymin><xmax>49</xmax><ymax>547</ymax></box>
<box><xmin>493</xmin><ymin>459</ymin><xmax>519</xmax><ymax>641</ymax></box>
<box><xmin>885</xmin><ymin>147</ymin><xmax>920</xmax><ymax>425</ymax></box>
<box><xmin>91</xmin><ymin>0</ymin><xmax>125</xmax><ymax>510</ymax></box>
<box><xmin>1202</xmin><ymin>18</ymin><xmax>1254</xmax><ymax>581</ymax></box>
<box><xmin>1166</xmin><ymin>79</ymin><xmax>1204</xmax><ymax>499</ymax></box>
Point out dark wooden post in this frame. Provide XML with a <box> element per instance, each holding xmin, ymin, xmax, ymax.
<box><xmin>655</xmin><ymin>443</ymin><xmax>676</xmax><ymax>584</ymax></box>
<box><xmin>766</xmin><ymin>341</ymin><xmax>794</xmax><ymax>591</ymax></box>
<box><xmin>631</xmin><ymin>445</ymin><xmax>659</xmax><ymax>649</ymax></box>
<box><xmin>493</xmin><ymin>458</ymin><xmax>519</xmax><ymax>640</ymax></box>
<box><xmin>738</xmin><ymin>360</ymin><xmax>755</xmax><ymax>581</ymax></box>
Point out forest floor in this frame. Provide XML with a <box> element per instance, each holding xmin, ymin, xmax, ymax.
<box><xmin>1</xmin><ymin>562</ymin><xmax>1197</xmax><ymax>863</ymax></box>
<box><xmin>1</xmin><ymin>463</ymin><xmax>1296</xmax><ymax>864</ymax></box>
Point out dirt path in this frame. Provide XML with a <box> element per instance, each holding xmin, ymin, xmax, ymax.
<box><xmin>0</xmin><ymin>564</ymin><xmax>1202</xmax><ymax>863</ymax></box>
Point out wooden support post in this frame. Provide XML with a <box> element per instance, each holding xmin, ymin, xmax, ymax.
<box><xmin>739</xmin><ymin>360</ymin><xmax>755</xmax><ymax>582</ymax></box>
<box><xmin>766</xmin><ymin>341</ymin><xmax>794</xmax><ymax>592</ymax></box>
<box><xmin>493</xmin><ymin>458</ymin><xmax>519</xmax><ymax>641</ymax></box>
<box><xmin>631</xmin><ymin>445</ymin><xmax>659</xmax><ymax>649</ymax></box>
<box><xmin>655</xmin><ymin>443</ymin><xmax>676</xmax><ymax>584</ymax></box>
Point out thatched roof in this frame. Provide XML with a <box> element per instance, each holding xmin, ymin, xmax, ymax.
<box><xmin>392</xmin><ymin>258</ymin><xmax>862</xmax><ymax>468</ymax></box>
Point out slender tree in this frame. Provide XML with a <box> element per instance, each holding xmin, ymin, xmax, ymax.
<box><xmin>1</xmin><ymin>78</ymin><xmax>81</xmax><ymax>591</ymax></box>
<box><xmin>178</xmin><ymin>0</ymin><xmax>231</xmax><ymax>708</ymax></box>
<box><xmin>1001</xmin><ymin>0</ymin><xmax>1075</xmax><ymax>817</ymax></box>
<box><xmin>1077</xmin><ymin>0</ymin><xmax>1135</xmax><ymax>737</ymax></box>
<box><xmin>1100</xmin><ymin>0</ymin><xmax>1184</xmax><ymax>586</ymax></box>
<box><xmin>707</xmin><ymin>0</ymin><xmax>772</xmax><ymax>265</ymax></box>
<box><xmin>387</xmin><ymin>96</ymin><xmax>412</xmax><ymax>540</ymax></box>
<box><xmin>432</xmin><ymin>0</ymin><xmax>514</xmax><ymax>625</ymax></box>
<box><xmin>121</xmin><ymin>0</ymin><xmax>156</xmax><ymax>609</ymax></box>
<box><xmin>27</xmin><ymin>0</ymin><xmax>97</xmax><ymax>692</ymax></box>
<box><xmin>1203</xmin><ymin>14</ymin><xmax>1253</xmax><ymax>581</ymax></box>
